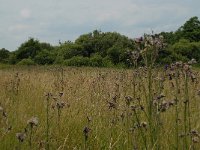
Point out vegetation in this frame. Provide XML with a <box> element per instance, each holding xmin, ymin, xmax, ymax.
<box><xmin>0</xmin><ymin>31</ymin><xmax>200</xmax><ymax>149</ymax></box>
<box><xmin>1</xmin><ymin>16</ymin><xmax>200</xmax><ymax>68</ymax></box>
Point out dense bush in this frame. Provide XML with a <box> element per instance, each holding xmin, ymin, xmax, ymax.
<box><xmin>17</xmin><ymin>58</ymin><xmax>36</xmax><ymax>66</ymax></box>
<box><xmin>64</xmin><ymin>56</ymin><xmax>90</xmax><ymax>66</ymax></box>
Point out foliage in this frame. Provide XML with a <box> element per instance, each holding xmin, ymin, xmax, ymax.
<box><xmin>17</xmin><ymin>58</ymin><xmax>36</xmax><ymax>66</ymax></box>
<box><xmin>34</xmin><ymin>49</ymin><xmax>55</xmax><ymax>65</ymax></box>
<box><xmin>0</xmin><ymin>48</ymin><xmax>10</xmax><ymax>63</ymax></box>
<box><xmin>64</xmin><ymin>56</ymin><xmax>90</xmax><ymax>66</ymax></box>
<box><xmin>2</xmin><ymin>16</ymin><xmax>200</xmax><ymax>67</ymax></box>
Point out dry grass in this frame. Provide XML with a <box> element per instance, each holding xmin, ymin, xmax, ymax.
<box><xmin>0</xmin><ymin>66</ymin><xmax>200</xmax><ymax>150</ymax></box>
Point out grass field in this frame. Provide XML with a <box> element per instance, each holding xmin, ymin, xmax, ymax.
<box><xmin>0</xmin><ymin>65</ymin><xmax>200</xmax><ymax>149</ymax></box>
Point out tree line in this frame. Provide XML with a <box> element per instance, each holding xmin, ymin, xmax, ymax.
<box><xmin>1</xmin><ymin>16</ymin><xmax>200</xmax><ymax>67</ymax></box>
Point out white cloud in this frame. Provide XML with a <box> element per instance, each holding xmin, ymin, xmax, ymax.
<box><xmin>0</xmin><ymin>0</ymin><xmax>200</xmax><ymax>50</ymax></box>
<box><xmin>8</xmin><ymin>24</ymin><xmax>31</xmax><ymax>32</ymax></box>
<box><xmin>20</xmin><ymin>8</ymin><xmax>31</xmax><ymax>19</ymax></box>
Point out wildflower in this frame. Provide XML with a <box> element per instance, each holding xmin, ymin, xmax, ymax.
<box><xmin>125</xmin><ymin>96</ymin><xmax>133</xmax><ymax>106</ymax></box>
<box><xmin>175</xmin><ymin>61</ymin><xmax>183</xmax><ymax>68</ymax></box>
<box><xmin>156</xmin><ymin>93</ymin><xmax>165</xmax><ymax>100</ymax></box>
<box><xmin>183</xmin><ymin>64</ymin><xmax>191</xmax><ymax>72</ymax></box>
<box><xmin>168</xmin><ymin>100</ymin><xmax>176</xmax><ymax>106</ymax></box>
<box><xmin>190</xmin><ymin>130</ymin><xmax>200</xmax><ymax>137</ymax></box>
<box><xmin>27</xmin><ymin>117</ymin><xmax>39</xmax><ymax>127</ymax></box>
<box><xmin>192</xmin><ymin>137</ymin><xmax>199</xmax><ymax>143</ymax></box>
<box><xmin>16</xmin><ymin>132</ymin><xmax>26</xmax><ymax>142</ymax></box>
<box><xmin>159</xmin><ymin>101</ymin><xmax>169</xmax><ymax>112</ymax></box>
<box><xmin>59</xmin><ymin>92</ymin><xmax>64</xmax><ymax>97</ymax></box>
<box><xmin>108</xmin><ymin>101</ymin><xmax>116</xmax><ymax>110</ymax></box>
<box><xmin>188</xmin><ymin>58</ymin><xmax>197</xmax><ymax>65</ymax></box>
<box><xmin>131</xmin><ymin>105</ymin><xmax>137</xmax><ymax>111</ymax></box>
<box><xmin>140</xmin><ymin>122</ymin><xmax>147</xmax><ymax>128</ymax></box>
<box><xmin>56</xmin><ymin>101</ymin><xmax>65</xmax><ymax>109</ymax></box>
<box><xmin>83</xmin><ymin>126</ymin><xmax>91</xmax><ymax>140</ymax></box>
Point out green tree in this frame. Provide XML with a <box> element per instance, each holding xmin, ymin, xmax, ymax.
<box><xmin>34</xmin><ymin>49</ymin><xmax>55</xmax><ymax>65</ymax></box>
<box><xmin>175</xmin><ymin>16</ymin><xmax>200</xmax><ymax>42</ymax></box>
<box><xmin>15</xmin><ymin>38</ymin><xmax>54</xmax><ymax>63</ymax></box>
<box><xmin>0</xmin><ymin>48</ymin><xmax>10</xmax><ymax>63</ymax></box>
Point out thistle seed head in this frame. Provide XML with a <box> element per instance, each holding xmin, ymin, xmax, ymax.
<box><xmin>56</xmin><ymin>101</ymin><xmax>65</xmax><ymax>109</ymax></box>
<box><xmin>192</xmin><ymin>137</ymin><xmax>199</xmax><ymax>143</ymax></box>
<box><xmin>27</xmin><ymin>117</ymin><xmax>39</xmax><ymax>127</ymax></box>
<box><xmin>16</xmin><ymin>132</ymin><xmax>26</xmax><ymax>142</ymax></box>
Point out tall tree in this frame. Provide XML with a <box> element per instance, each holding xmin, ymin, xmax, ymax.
<box><xmin>175</xmin><ymin>16</ymin><xmax>200</xmax><ymax>42</ymax></box>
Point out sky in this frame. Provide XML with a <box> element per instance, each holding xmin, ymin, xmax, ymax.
<box><xmin>0</xmin><ymin>0</ymin><xmax>200</xmax><ymax>51</ymax></box>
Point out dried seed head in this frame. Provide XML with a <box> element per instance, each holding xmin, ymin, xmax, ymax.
<box><xmin>188</xmin><ymin>58</ymin><xmax>197</xmax><ymax>65</ymax></box>
<box><xmin>2</xmin><ymin>111</ymin><xmax>7</xmax><ymax>118</ymax></box>
<box><xmin>192</xmin><ymin>137</ymin><xmax>199</xmax><ymax>143</ymax></box>
<box><xmin>190</xmin><ymin>130</ymin><xmax>200</xmax><ymax>137</ymax></box>
<box><xmin>183</xmin><ymin>64</ymin><xmax>191</xmax><ymax>72</ymax></box>
<box><xmin>59</xmin><ymin>92</ymin><xmax>64</xmax><ymax>97</ymax></box>
<box><xmin>156</xmin><ymin>93</ymin><xmax>166</xmax><ymax>100</ymax></box>
<box><xmin>159</xmin><ymin>101</ymin><xmax>169</xmax><ymax>112</ymax></box>
<box><xmin>56</xmin><ymin>101</ymin><xmax>65</xmax><ymax>109</ymax></box>
<box><xmin>27</xmin><ymin>117</ymin><xmax>39</xmax><ymax>127</ymax></box>
<box><xmin>168</xmin><ymin>100</ymin><xmax>176</xmax><ymax>106</ymax></box>
<box><xmin>108</xmin><ymin>101</ymin><xmax>116</xmax><ymax>110</ymax></box>
<box><xmin>0</xmin><ymin>106</ymin><xmax>3</xmax><ymax>111</ymax></box>
<box><xmin>53</xmin><ymin>97</ymin><xmax>58</xmax><ymax>101</ymax></box>
<box><xmin>140</xmin><ymin>122</ymin><xmax>147</xmax><ymax>128</ymax></box>
<box><xmin>131</xmin><ymin>105</ymin><xmax>137</xmax><ymax>111</ymax></box>
<box><xmin>16</xmin><ymin>132</ymin><xmax>26</xmax><ymax>142</ymax></box>
<box><xmin>197</xmin><ymin>90</ymin><xmax>200</xmax><ymax>96</ymax></box>
<box><xmin>125</xmin><ymin>96</ymin><xmax>133</xmax><ymax>106</ymax></box>
<box><xmin>87</xmin><ymin>116</ymin><xmax>92</xmax><ymax>123</ymax></box>
<box><xmin>175</xmin><ymin>61</ymin><xmax>183</xmax><ymax>68</ymax></box>
<box><xmin>83</xmin><ymin>126</ymin><xmax>91</xmax><ymax>140</ymax></box>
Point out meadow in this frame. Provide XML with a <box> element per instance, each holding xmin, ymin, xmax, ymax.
<box><xmin>1</xmin><ymin>35</ymin><xmax>200</xmax><ymax>150</ymax></box>
<box><xmin>0</xmin><ymin>64</ymin><xmax>200</xmax><ymax>150</ymax></box>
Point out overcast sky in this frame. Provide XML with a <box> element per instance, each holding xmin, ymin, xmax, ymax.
<box><xmin>1</xmin><ymin>0</ymin><xmax>200</xmax><ymax>51</ymax></box>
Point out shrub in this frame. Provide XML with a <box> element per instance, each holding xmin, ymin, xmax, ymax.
<box><xmin>64</xmin><ymin>56</ymin><xmax>90</xmax><ymax>67</ymax></box>
<box><xmin>17</xmin><ymin>58</ymin><xmax>35</xmax><ymax>66</ymax></box>
<box><xmin>89</xmin><ymin>54</ymin><xmax>103</xmax><ymax>67</ymax></box>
